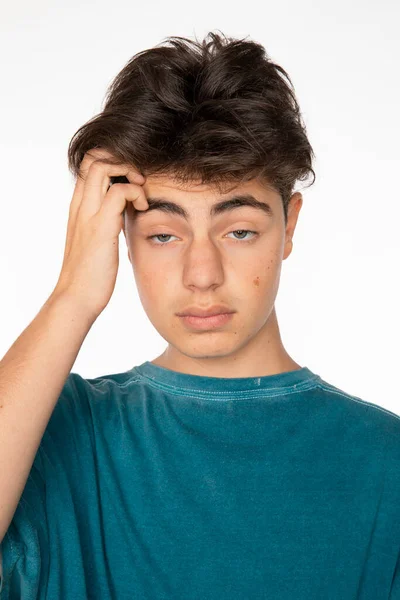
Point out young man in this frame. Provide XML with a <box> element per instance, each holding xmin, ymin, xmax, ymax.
<box><xmin>1</xmin><ymin>31</ymin><xmax>400</xmax><ymax>599</ymax></box>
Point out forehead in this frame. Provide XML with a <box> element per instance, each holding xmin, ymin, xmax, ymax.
<box><xmin>141</xmin><ymin>173</ymin><xmax>274</xmax><ymax>197</ymax></box>
<box><xmin>131</xmin><ymin>174</ymin><xmax>279</xmax><ymax>223</ymax></box>
<box><xmin>127</xmin><ymin>173</ymin><xmax>281</xmax><ymax>226</ymax></box>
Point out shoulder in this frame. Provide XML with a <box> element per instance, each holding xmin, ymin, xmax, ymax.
<box><xmin>56</xmin><ymin>367</ymin><xmax>142</xmax><ymax>406</ymax></box>
<box><xmin>314</xmin><ymin>376</ymin><xmax>400</xmax><ymax>428</ymax></box>
<box><xmin>50</xmin><ymin>368</ymin><xmax>145</xmax><ymax>426</ymax></box>
<box><xmin>313</xmin><ymin>375</ymin><xmax>400</xmax><ymax>463</ymax></box>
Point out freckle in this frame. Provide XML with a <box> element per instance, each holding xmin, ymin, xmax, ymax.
<box><xmin>253</xmin><ymin>277</ymin><xmax>260</xmax><ymax>287</ymax></box>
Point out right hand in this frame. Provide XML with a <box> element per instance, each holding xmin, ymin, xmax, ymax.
<box><xmin>52</xmin><ymin>148</ymin><xmax>149</xmax><ymax>322</ymax></box>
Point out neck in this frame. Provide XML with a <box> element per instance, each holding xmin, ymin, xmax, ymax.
<box><xmin>151</xmin><ymin>306</ymin><xmax>301</xmax><ymax>378</ymax></box>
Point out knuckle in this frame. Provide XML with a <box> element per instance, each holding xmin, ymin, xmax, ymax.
<box><xmin>79</xmin><ymin>150</ymin><xmax>102</xmax><ymax>172</ymax></box>
<box><xmin>88</xmin><ymin>160</ymin><xmax>106</xmax><ymax>176</ymax></box>
<box><xmin>87</xmin><ymin>148</ymin><xmax>112</xmax><ymax>162</ymax></box>
<box><xmin>107</xmin><ymin>182</ymin><xmax>125</xmax><ymax>193</ymax></box>
<box><xmin>127</xmin><ymin>166</ymin><xmax>145</xmax><ymax>179</ymax></box>
<box><xmin>79</xmin><ymin>148</ymin><xmax>117</xmax><ymax>177</ymax></box>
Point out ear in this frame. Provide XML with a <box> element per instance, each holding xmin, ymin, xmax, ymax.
<box><xmin>283</xmin><ymin>192</ymin><xmax>303</xmax><ymax>261</ymax></box>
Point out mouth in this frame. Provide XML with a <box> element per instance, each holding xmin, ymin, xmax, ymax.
<box><xmin>178</xmin><ymin>312</ymin><xmax>234</xmax><ymax>330</ymax></box>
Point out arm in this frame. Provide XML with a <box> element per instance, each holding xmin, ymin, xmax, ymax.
<box><xmin>0</xmin><ymin>147</ymin><xmax>148</xmax><ymax>545</ymax></box>
<box><xmin>0</xmin><ymin>290</ymin><xmax>94</xmax><ymax>544</ymax></box>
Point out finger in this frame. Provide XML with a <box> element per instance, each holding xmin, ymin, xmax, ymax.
<box><xmin>65</xmin><ymin>149</ymin><xmax>144</xmax><ymax>257</ymax></box>
<box><xmin>78</xmin><ymin>161</ymin><xmax>145</xmax><ymax>223</ymax></box>
<box><xmin>96</xmin><ymin>182</ymin><xmax>149</xmax><ymax>222</ymax></box>
<box><xmin>64</xmin><ymin>149</ymin><xmax>117</xmax><ymax>257</ymax></box>
<box><xmin>69</xmin><ymin>148</ymin><xmax>144</xmax><ymax>228</ymax></box>
<box><xmin>69</xmin><ymin>149</ymin><xmax>115</xmax><ymax>222</ymax></box>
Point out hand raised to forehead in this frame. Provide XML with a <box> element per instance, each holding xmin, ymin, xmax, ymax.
<box><xmin>54</xmin><ymin>148</ymin><xmax>148</xmax><ymax>322</ymax></box>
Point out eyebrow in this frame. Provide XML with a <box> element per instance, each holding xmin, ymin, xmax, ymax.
<box><xmin>134</xmin><ymin>194</ymin><xmax>274</xmax><ymax>221</ymax></box>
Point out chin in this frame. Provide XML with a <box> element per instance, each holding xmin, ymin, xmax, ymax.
<box><xmin>168</xmin><ymin>335</ymin><xmax>243</xmax><ymax>360</ymax></box>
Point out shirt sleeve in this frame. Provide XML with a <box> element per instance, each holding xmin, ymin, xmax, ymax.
<box><xmin>0</xmin><ymin>446</ymin><xmax>48</xmax><ymax>599</ymax></box>
<box><xmin>0</xmin><ymin>371</ymin><xmax>94</xmax><ymax>600</ymax></box>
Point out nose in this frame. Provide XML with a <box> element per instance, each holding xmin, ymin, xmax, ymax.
<box><xmin>182</xmin><ymin>237</ymin><xmax>225</xmax><ymax>291</ymax></box>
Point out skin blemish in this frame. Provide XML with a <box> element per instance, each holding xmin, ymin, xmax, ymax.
<box><xmin>253</xmin><ymin>276</ymin><xmax>260</xmax><ymax>287</ymax></box>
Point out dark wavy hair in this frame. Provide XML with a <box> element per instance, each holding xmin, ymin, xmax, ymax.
<box><xmin>67</xmin><ymin>30</ymin><xmax>316</xmax><ymax>224</ymax></box>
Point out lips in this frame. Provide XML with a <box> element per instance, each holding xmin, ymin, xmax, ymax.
<box><xmin>176</xmin><ymin>306</ymin><xmax>234</xmax><ymax>318</ymax></box>
<box><xmin>178</xmin><ymin>312</ymin><xmax>235</xmax><ymax>330</ymax></box>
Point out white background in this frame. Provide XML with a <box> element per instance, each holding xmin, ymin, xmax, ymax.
<box><xmin>1</xmin><ymin>0</ymin><xmax>399</xmax><ymax>415</ymax></box>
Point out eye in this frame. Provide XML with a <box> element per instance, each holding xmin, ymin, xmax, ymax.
<box><xmin>226</xmin><ymin>230</ymin><xmax>258</xmax><ymax>241</ymax></box>
<box><xmin>146</xmin><ymin>229</ymin><xmax>259</xmax><ymax>245</ymax></box>
<box><xmin>147</xmin><ymin>233</ymin><xmax>178</xmax><ymax>245</ymax></box>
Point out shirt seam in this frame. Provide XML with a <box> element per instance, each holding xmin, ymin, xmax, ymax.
<box><xmin>315</xmin><ymin>381</ymin><xmax>400</xmax><ymax>422</ymax></box>
<box><xmin>131</xmin><ymin>370</ymin><xmax>321</xmax><ymax>401</ymax></box>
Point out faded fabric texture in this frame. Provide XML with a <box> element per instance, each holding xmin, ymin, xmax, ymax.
<box><xmin>1</xmin><ymin>361</ymin><xmax>400</xmax><ymax>599</ymax></box>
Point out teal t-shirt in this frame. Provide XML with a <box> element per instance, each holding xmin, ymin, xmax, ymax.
<box><xmin>1</xmin><ymin>361</ymin><xmax>400</xmax><ymax>599</ymax></box>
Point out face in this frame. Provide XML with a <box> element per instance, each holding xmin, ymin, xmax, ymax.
<box><xmin>122</xmin><ymin>174</ymin><xmax>303</xmax><ymax>372</ymax></box>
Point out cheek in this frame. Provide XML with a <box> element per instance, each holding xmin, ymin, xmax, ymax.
<box><xmin>135</xmin><ymin>268</ymin><xmax>170</xmax><ymax>305</ymax></box>
<box><xmin>248</xmin><ymin>250</ymin><xmax>282</xmax><ymax>296</ymax></box>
